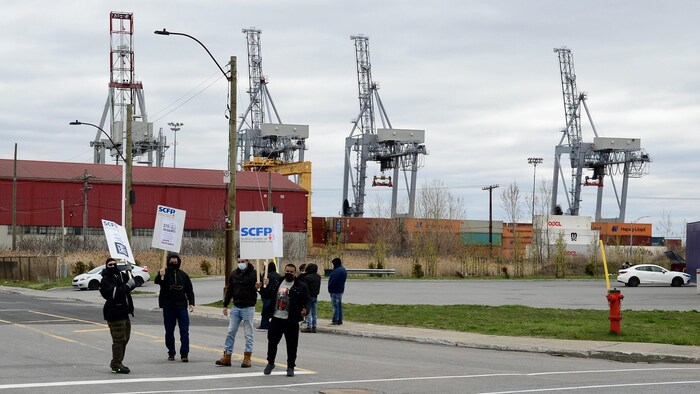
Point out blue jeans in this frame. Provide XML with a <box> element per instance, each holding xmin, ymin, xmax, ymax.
<box><xmin>163</xmin><ymin>308</ymin><xmax>189</xmax><ymax>356</ymax></box>
<box><xmin>305</xmin><ymin>297</ymin><xmax>318</xmax><ymax>328</ymax></box>
<box><xmin>224</xmin><ymin>306</ymin><xmax>255</xmax><ymax>354</ymax></box>
<box><xmin>330</xmin><ymin>293</ymin><xmax>343</xmax><ymax>323</ymax></box>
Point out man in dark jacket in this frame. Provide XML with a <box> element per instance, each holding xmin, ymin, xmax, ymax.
<box><xmin>327</xmin><ymin>257</ymin><xmax>347</xmax><ymax>325</ymax></box>
<box><xmin>154</xmin><ymin>252</ymin><xmax>195</xmax><ymax>362</ymax></box>
<box><xmin>258</xmin><ymin>261</ymin><xmax>282</xmax><ymax>330</ymax></box>
<box><xmin>216</xmin><ymin>258</ymin><xmax>260</xmax><ymax>368</ymax></box>
<box><xmin>99</xmin><ymin>257</ymin><xmax>136</xmax><ymax>374</ymax></box>
<box><xmin>299</xmin><ymin>263</ymin><xmax>321</xmax><ymax>333</ymax></box>
<box><xmin>263</xmin><ymin>263</ymin><xmax>310</xmax><ymax>377</ymax></box>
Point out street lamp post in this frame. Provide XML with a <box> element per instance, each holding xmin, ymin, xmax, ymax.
<box><xmin>70</xmin><ymin>119</ymin><xmax>130</xmax><ymax>237</ymax></box>
<box><xmin>167</xmin><ymin>122</ymin><xmax>183</xmax><ymax>168</ymax></box>
<box><xmin>629</xmin><ymin>215</ymin><xmax>650</xmax><ymax>261</ymax></box>
<box><xmin>527</xmin><ymin>157</ymin><xmax>543</xmax><ymax>224</ymax></box>
<box><xmin>155</xmin><ymin>29</ymin><xmax>237</xmax><ymax>283</ymax></box>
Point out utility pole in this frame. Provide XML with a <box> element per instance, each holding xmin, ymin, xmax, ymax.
<box><xmin>483</xmin><ymin>184</ymin><xmax>499</xmax><ymax>254</ymax></box>
<box><xmin>126</xmin><ymin>105</ymin><xmax>134</xmax><ymax>243</ymax></box>
<box><xmin>168</xmin><ymin>122</ymin><xmax>183</xmax><ymax>167</ymax></box>
<box><xmin>80</xmin><ymin>170</ymin><xmax>93</xmax><ymax>245</ymax></box>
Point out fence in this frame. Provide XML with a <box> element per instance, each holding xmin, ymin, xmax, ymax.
<box><xmin>0</xmin><ymin>256</ymin><xmax>60</xmax><ymax>281</ymax></box>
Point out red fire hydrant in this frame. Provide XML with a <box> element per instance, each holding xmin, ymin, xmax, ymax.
<box><xmin>606</xmin><ymin>289</ymin><xmax>624</xmax><ymax>334</ymax></box>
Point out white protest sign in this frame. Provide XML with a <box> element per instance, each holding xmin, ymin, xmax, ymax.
<box><xmin>239</xmin><ymin>211</ymin><xmax>283</xmax><ymax>259</ymax></box>
<box><xmin>151</xmin><ymin>205</ymin><xmax>186</xmax><ymax>252</ymax></box>
<box><xmin>273</xmin><ymin>212</ymin><xmax>284</xmax><ymax>257</ymax></box>
<box><xmin>101</xmin><ymin>219</ymin><xmax>135</xmax><ymax>264</ymax></box>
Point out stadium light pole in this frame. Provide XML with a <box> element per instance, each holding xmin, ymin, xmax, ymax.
<box><xmin>527</xmin><ymin>157</ymin><xmax>543</xmax><ymax>224</ymax></box>
<box><xmin>167</xmin><ymin>122</ymin><xmax>183</xmax><ymax>168</ymax></box>
<box><xmin>629</xmin><ymin>215</ymin><xmax>650</xmax><ymax>261</ymax></box>
<box><xmin>155</xmin><ymin>28</ymin><xmax>237</xmax><ymax>285</ymax></box>
<box><xmin>70</xmin><ymin>120</ymin><xmax>129</xmax><ymax>231</ymax></box>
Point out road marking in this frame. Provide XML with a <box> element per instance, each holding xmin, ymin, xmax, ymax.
<box><xmin>74</xmin><ymin>328</ymin><xmax>110</xmax><ymax>332</ymax></box>
<box><xmin>0</xmin><ymin>371</ymin><xmax>314</xmax><ymax>390</ymax></box>
<box><xmin>2</xmin><ymin>367</ymin><xmax>698</xmax><ymax>392</ymax></box>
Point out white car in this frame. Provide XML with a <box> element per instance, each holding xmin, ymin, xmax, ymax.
<box><xmin>72</xmin><ymin>264</ymin><xmax>150</xmax><ymax>290</ymax></box>
<box><xmin>617</xmin><ymin>264</ymin><xmax>691</xmax><ymax>287</ymax></box>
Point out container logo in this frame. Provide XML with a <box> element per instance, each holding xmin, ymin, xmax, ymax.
<box><xmin>547</xmin><ymin>221</ymin><xmax>562</xmax><ymax>227</ymax></box>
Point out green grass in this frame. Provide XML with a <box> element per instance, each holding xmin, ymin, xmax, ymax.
<box><xmin>1</xmin><ymin>277</ymin><xmax>73</xmax><ymax>290</ymax></box>
<box><xmin>206</xmin><ymin>300</ymin><xmax>700</xmax><ymax>346</ymax></box>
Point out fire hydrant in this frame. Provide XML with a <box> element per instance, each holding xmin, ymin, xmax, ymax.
<box><xmin>606</xmin><ymin>289</ymin><xmax>624</xmax><ymax>334</ymax></box>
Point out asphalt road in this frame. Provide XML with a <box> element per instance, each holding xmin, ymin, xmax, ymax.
<box><xmin>2</xmin><ymin>289</ymin><xmax>700</xmax><ymax>393</ymax></box>
<box><xmin>50</xmin><ymin>277</ymin><xmax>700</xmax><ymax>311</ymax></box>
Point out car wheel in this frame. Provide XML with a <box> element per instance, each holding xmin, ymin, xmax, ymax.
<box><xmin>671</xmin><ymin>277</ymin><xmax>683</xmax><ymax>287</ymax></box>
<box><xmin>628</xmin><ymin>277</ymin><xmax>640</xmax><ymax>287</ymax></box>
<box><xmin>134</xmin><ymin>276</ymin><xmax>144</xmax><ymax>287</ymax></box>
<box><xmin>88</xmin><ymin>280</ymin><xmax>100</xmax><ymax>290</ymax></box>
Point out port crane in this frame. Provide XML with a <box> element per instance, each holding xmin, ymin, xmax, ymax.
<box><xmin>342</xmin><ymin>35</ymin><xmax>427</xmax><ymax>218</ymax></box>
<box><xmin>551</xmin><ymin>47</ymin><xmax>651</xmax><ymax>222</ymax></box>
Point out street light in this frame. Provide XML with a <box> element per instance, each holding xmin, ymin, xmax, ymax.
<box><xmin>527</xmin><ymin>157</ymin><xmax>543</xmax><ymax>224</ymax></box>
<box><xmin>155</xmin><ymin>28</ymin><xmax>237</xmax><ymax>283</ymax></box>
<box><xmin>70</xmin><ymin>120</ymin><xmax>130</xmax><ymax>234</ymax></box>
<box><xmin>167</xmin><ymin>122</ymin><xmax>183</xmax><ymax>168</ymax></box>
<box><xmin>629</xmin><ymin>215</ymin><xmax>650</xmax><ymax>261</ymax></box>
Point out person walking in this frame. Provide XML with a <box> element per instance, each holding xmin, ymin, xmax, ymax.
<box><xmin>216</xmin><ymin>258</ymin><xmax>260</xmax><ymax>368</ymax></box>
<box><xmin>154</xmin><ymin>252</ymin><xmax>195</xmax><ymax>362</ymax></box>
<box><xmin>327</xmin><ymin>257</ymin><xmax>347</xmax><ymax>325</ymax></box>
<box><xmin>258</xmin><ymin>261</ymin><xmax>282</xmax><ymax>330</ymax></box>
<box><xmin>263</xmin><ymin>263</ymin><xmax>310</xmax><ymax>377</ymax></box>
<box><xmin>99</xmin><ymin>257</ymin><xmax>136</xmax><ymax>374</ymax></box>
<box><xmin>299</xmin><ymin>263</ymin><xmax>321</xmax><ymax>333</ymax></box>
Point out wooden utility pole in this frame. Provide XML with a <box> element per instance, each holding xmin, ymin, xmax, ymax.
<box><xmin>482</xmin><ymin>184</ymin><xmax>500</xmax><ymax>254</ymax></box>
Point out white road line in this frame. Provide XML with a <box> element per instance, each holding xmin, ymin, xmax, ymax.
<box><xmin>0</xmin><ymin>371</ymin><xmax>314</xmax><ymax>390</ymax></box>
<box><xmin>477</xmin><ymin>380</ymin><xmax>700</xmax><ymax>394</ymax></box>
<box><xmin>4</xmin><ymin>367</ymin><xmax>700</xmax><ymax>392</ymax></box>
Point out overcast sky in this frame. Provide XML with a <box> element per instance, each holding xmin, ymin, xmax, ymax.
<box><xmin>2</xmin><ymin>1</ymin><xmax>699</xmax><ymax>238</ymax></box>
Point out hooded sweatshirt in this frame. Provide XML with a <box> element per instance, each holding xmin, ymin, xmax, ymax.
<box><xmin>327</xmin><ymin>258</ymin><xmax>347</xmax><ymax>294</ymax></box>
<box><xmin>154</xmin><ymin>252</ymin><xmax>195</xmax><ymax>309</ymax></box>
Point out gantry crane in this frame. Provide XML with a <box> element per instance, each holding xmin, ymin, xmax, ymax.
<box><xmin>551</xmin><ymin>47</ymin><xmax>651</xmax><ymax>222</ymax></box>
<box><xmin>342</xmin><ymin>35</ymin><xmax>427</xmax><ymax>218</ymax></box>
<box><xmin>237</xmin><ymin>28</ymin><xmax>312</xmax><ymax>248</ymax></box>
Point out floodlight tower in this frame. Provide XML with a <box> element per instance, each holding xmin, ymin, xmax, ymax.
<box><xmin>91</xmin><ymin>12</ymin><xmax>166</xmax><ymax>166</ymax></box>
<box><xmin>238</xmin><ymin>28</ymin><xmax>308</xmax><ymax>167</ymax></box>
<box><xmin>551</xmin><ymin>47</ymin><xmax>651</xmax><ymax>222</ymax></box>
<box><xmin>342</xmin><ymin>35</ymin><xmax>426</xmax><ymax>218</ymax></box>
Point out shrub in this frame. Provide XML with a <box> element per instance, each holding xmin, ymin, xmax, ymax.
<box><xmin>412</xmin><ymin>262</ymin><xmax>424</xmax><ymax>278</ymax></box>
<box><xmin>72</xmin><ymin>261</ymin><xmax>89</xmax><ymax>276</ymax></box>
<box><xmin>200</xmin><ymin>260</ymin><xmax>212</xmax><ymax>275</ymax></box>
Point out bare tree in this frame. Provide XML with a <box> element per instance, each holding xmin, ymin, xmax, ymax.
<box><xmin>416</xmin><ymin>178</ymin><xmax>466</xmax><ymax>220</ymax></box>
<box><xmin>657</xmin><ymin>209</ymin><xmax>674</xmax><ymax>240</ymax></box>
<box><xmin>531</xmin><ymin>179</ymin><xmax>553</xmax><ymax>266</ymax></box>
<box><xmin>500</xmin><ymin>182</ymin><xmax>524</xmax><ymax>274</ymax></box>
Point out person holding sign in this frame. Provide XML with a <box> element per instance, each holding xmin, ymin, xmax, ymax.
<box><xmin>99</xmin><ymin>258</ymin><xmax>136</xmax><ymax>374</ymax></box>
<box><xmin>155</xmin><ymin>252</ymin><xmax>195</xmax><ymax>362</ymax></box>
<box><xmin>263</xmin><ymin>263</ymin><xmax>310</xmax><ymax>377</ymax></box>
<box><xmin>216</xmin><ymin>258</ymin><xmax>260</xmax><ymax>368</ymax></box>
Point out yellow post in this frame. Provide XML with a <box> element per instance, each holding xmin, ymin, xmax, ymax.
<box><xmin>600</xmin><ymin>240</ymin><xmax>610</xmax><ymax>291</ymax></box>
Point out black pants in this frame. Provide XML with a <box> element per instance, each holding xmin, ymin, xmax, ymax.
<box><xmin>266</xmin><ymin>317</ymin><xmax>300</xmax><ymax>368</ymax></box>
<box><xmin>108</xmin><ymin>319</ymin><xmax>131</xmax><ymax>368</ymax></box>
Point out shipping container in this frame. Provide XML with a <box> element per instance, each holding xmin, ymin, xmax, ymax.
<box><xmin>592</xmin><ymin>222</ymin><xmax>652</xmax><ymax>237</ymax></box>
<box><xmin>401</xmin><ymin>218</ymin><xmax>460</xmax><ymax>233</ymax></box>
<box><xmin>459</xmin><ymin>219</ymin><xmax>503</xmax><ymax>234</ymax></box>
<box><xmin>461</xmin><ymin>232</ymin><xmax>502</xmax><ymax>246</ymax></box>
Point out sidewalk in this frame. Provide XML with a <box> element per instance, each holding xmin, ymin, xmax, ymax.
<box><xmin>4</xmin><ymin>286</ymin><xmax>699</xmax><ymax>364</ymax></box>
<box><xmin>191</xmin><ymin>305</ymin><xmax>700</xmax><ymax>364</ymax></box>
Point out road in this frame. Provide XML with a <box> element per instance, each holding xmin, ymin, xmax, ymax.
<box><xmin>1</xmin><ymin>290</ymin><xmax>699</xmax><ymax>393</ymax></box>
<box><xmin>48</xmin><ymin>277</ymin><xmax>700</xmax><ymax>311</ymax></box>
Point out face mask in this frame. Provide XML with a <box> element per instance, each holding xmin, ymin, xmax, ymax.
<box><xmin>106</xmin><ymin>263</ymin><xmax>119</xmax><ymax>273</ymax></box>
<box><xmin>284</xmin><ymin>273</ymin><xmax>294</xmax><ymax>281</ymax></box>
<box><xmin>238</xmin><ymin>263</ymin><xmax>247</xmax><ymax>271</ymax></box>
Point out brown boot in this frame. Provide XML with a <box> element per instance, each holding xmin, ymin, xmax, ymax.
<box><xmin>215</xmin><ymin>351</ymin><xmax>231</xmax><ymax>366</ymax></box>
<box><xmin>241</xmin><ymin>351</ymin><xmax>252</xmax><ymax>368</ymax></box>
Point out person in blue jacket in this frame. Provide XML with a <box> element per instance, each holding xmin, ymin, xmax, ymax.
<box><xmin>327</xmin><ymin>257</ymin><xmax>347</xmax><ymax>325</ymax></box>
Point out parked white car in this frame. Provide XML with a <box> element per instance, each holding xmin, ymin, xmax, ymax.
<box><xmin>72</xmin><ymin>264</ymin><xmax>150</xmax><ymax>290</ymax></box>
<box><xmin>617</xmin><ymin>264</ymin><xmax>691</xmax><ymax>287</ymax></box>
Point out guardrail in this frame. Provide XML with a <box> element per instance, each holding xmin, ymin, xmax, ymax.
<box><xmin>345</xmin><ymin>268</ymin><xmax>396</xmax><ymax>276</ymax></box>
